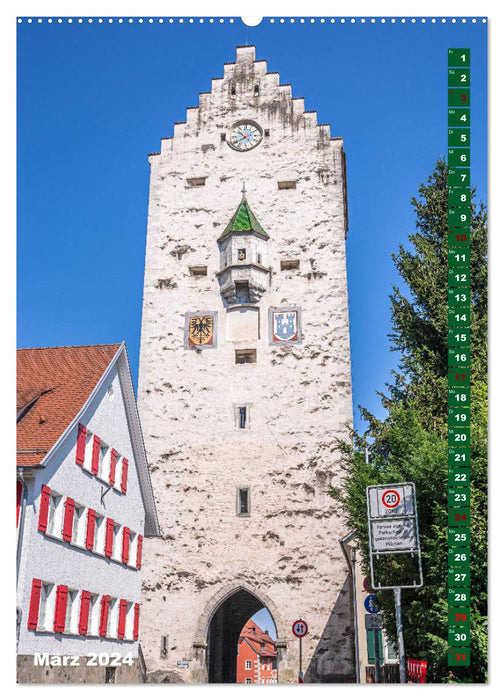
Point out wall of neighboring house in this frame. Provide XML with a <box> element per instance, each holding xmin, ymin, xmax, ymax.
<box><xmin>17</xmin><ymin>367</ymin><xmax>145</xmax><ymax>671</ymax></box>
<box><xmin>236</xmin><ymin>640</ymin><xmax>257</xmax><ymax>684</ymax></box>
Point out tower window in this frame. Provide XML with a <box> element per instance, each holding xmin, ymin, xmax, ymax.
<box><xmin>280</xmin><ymin>259</ymin><xmax>300</xmax><ymax>271</ymax></box>
<box><xmin>230</xmin><ymin>83</ymin><xmax>236</xmax><ymax>98</ymax></box>
<box><xmin>257</xmin><ymin>253</ymin><xmax>262</xmax><ymax>265</ymax></box>
<box><xmin>264</xmin><ymin>129</ymin><xmax>270</xmax><ymax>137</ymax></box>
<box><xmin>221</xmin><ymin>133</ymin><xmax>226</xmax><ymax>142</ymax></box>
<box><xmin>235</xmin><ymin>349</ymin><xmax>256</xmax><ymax>364</ymax></box>
<box><xmin>278</xmin><ymin>180</ymin><xmax>297</xmax><ymax>190</ymax></box>
<box><xmin>239</xmin><ymin>406</ymin><xmax>247</xmax><ymax>428</ymax></box>
<box><xmin>254</xmin><ymin>84</ymin><xmax>259</xmax><ymax>96</ymax></box>
<box><xmin>237</xmin><ymin>487</ymin><xmax>250</xmax><ymax>516</ymax></box>
<box><xmin>186</xmin><ymin>177</ymin><xmax>206</xmax><ymax>187</ymax></box>
<box><xmin>189</xmin><ymin>266</ymin><xmax>208</xmax><ymax>276</ymax></box>
<box><xmin>235</xmin><ymin>281</ymin><xmax>250</xmax><ymax>304</ymax></box>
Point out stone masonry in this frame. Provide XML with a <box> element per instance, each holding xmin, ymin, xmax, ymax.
<box><xmin>137</xmin><ymin>45</ymin><xmax>354</xmax><ymax>683</ymax></box>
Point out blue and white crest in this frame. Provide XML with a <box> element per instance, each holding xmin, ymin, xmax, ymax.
<box><xmin>273</xmin><ymin>311</ymin><xmax>298</xmax><ymax>342</ymax></box>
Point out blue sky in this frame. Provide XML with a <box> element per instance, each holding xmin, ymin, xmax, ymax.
<box><xmin>17</xmin><ymin>17</ymin><xmax>487</xmax><ymax>437</ymax></box>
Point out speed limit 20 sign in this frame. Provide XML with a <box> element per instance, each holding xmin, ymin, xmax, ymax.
<box><xmin>292</xmin><ymin>619</ymin><xmax>308</xmax><ymax>637</ymax></box>
<box><xmin>382</xmin><ymin>489</ymin><xmax>401</xmax><ymax>509</ymax></box>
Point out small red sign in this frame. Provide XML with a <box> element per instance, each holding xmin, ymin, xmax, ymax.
<box><xmin>382</xmin><ymin>489</ymin><xmax>401</xmax><ymax>509</ymax></box>
<box><xmin>292</xmin><ymin>619</ymin><xmax>308</xmax><ymax>638</ymax></box>
<box><xmin>363</xmin><ymin>577</ymin><xmax>372</xmax><ymax>592</ymax></box>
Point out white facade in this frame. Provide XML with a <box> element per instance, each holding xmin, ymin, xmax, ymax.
<box><xmin>138</xmin><ymin>45</ymin><xmax>353</xmax><ymax>682</ymax></box>
<box><xmin>17</xmin><ymin>345</ymin><xmax>159</xmax><ymax>668</ymax></box>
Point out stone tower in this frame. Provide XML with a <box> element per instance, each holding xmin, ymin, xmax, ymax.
<box><xmin>138</xmin><ymin>45</ymin><xmax>354</xmax><ymax>683</ymax></box>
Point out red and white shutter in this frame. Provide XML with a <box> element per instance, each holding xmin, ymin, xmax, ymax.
<box><xmin>91</xmin><ymin>435</ymin><xmax>101</xmax><ymax>475</ymax></box>
<box><xmin>27</xmin><ymin>579</ymin><xmax>42</xmax><ymax>629</ymax></box>
<box><xmin>136</xmin><ymin>535</ymin><xmax>143</xmax><ymax>570</ymax></box>
<box><xmin>104</xmin><ymin>518</ymin><xmax>114</xmax><ymax>557</ymax></box>
<box><xmin>76</xmin><ymin>423</ymin><xmax>87</xmax><ymax>466</ymax></box>
<box><xmin>62</xmin><ymin>497</ymin><xmax>75</xmax><ymax>542</ymax></box>
<box><xmin>79</xmin><ymin>590</ymin><xmax>91</xmax><ymax>635</ymax></box>
<box><xmin>53</xmin><ymin>585</ymin><xmax>68</xmax><ymax>633</ymax></box>
<box><xmin>121</xmin><ymin>458</ymin><xmax>128</xmax><ymax>494</ymax></box>
<box><xmin>133</xmin><ymin>603</ymin><xmax>140</xmax><ymax>640</ymax></box>
<box><xmin>117</xmin><ymin>599</ymin><xmax>127</xmax><ymax>639</ymax></box>
<box><xmin>109</xmin><ymin>448</ymin><xmax>118</xmax><ymax>486</ymax></box>
<box><xmin>122</xmin><ymin>527</ymin><xmax>130</xmax><ymax>564</ymax></box>
<box><xmin>99</xmin><ymin>595</ymin><xmax>110</xmax><ymax>637</ymax></box>
<box><xmin>86</xmin><ymin>509</ymin><xmax>96</xmax><ymax>550</ymax></box>
<box><xmin>37</xmin><ymin>485</ymin><xmax>51</xmax><ymax>532</ymax></box>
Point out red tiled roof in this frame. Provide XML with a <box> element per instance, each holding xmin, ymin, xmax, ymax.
<box><xmin>17</xmin><ymin>344</ymin><xmax>120</xmax><ymax>467</ymax></box>
<box><xmin>240</xmin><ymin>619</ymin><xmax>277</xmax><ymax>657</ymax></box>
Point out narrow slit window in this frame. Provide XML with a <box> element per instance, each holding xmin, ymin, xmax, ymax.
<box><xmin>280</xmin><ymin>259</ymin><xmax>300</xmax><ymax>271</ymax></box>
<box><xmin>238</xmin><ymin>488</ymin><xmax>250</xmax><ymax>515</ymax></box>
<box><xmin>254</xmin><ymin>84</ymin><xmax>259</xmax><ymax>96</ymax></box>
<box><xmin>257</xmin><ymin>253</ymin><xmax>262</xmax><ymax>265</ymax></box>
<box><xmin>230</xmin><ymin>84</ymin><xmax>236</xmax><ymax>97</ymax></box>
<box><xmin>278</xmin><ymin>180</ymin><xmax>297</xmax><ymax>190</ymax></box>
<box><xmin>239</xmin><ymin>407</ymin><xmax>247</xmax><ymax>429</ymax></box>
<box><xmin>186</xmin><ymin>177</ymin><xmax>206</xmax><ymax>187</ymax></box>
<box><xmin>221</xmin><ymin>133</ymin><xmax>226</xmax><ymax>142</ymax></box>
<box><xmin>235</xmin><ymin>349</ymin><xmax>257</xmax><ymax>364</ymax></box>
<box><xmin>189</xmin><ymin>266</ymin><xmax>208</xmax><ymax>276</ymax></box>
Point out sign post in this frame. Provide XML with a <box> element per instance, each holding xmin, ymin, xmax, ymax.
<box><xmin>366</xmin><ymin>483</ymin><xmax>423</xmax><ymax>684</ymax></box>
<box><xmin>292</xmin><ymin>619</ymin><xmax>308</xmax><ymax>683</ymax></box>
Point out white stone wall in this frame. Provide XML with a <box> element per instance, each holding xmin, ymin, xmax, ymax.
<box><xmin>17</xmin><ymin>368</ymin><xmax>144</xmax><ymax>658</ymax></box>
<box><xmin>138</xmin><ymin>45</ymin><xmax>354</xmax><ymax>682</ymax></box>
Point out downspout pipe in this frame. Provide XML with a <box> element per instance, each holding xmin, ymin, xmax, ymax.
<box><xmin>350</xmin><ymin>547</ymin><xmax>361</xmax><ymax>683</ymax></box>
<box><xmin>16</xmin><ymin>468</ymin><xmax>28</xmax><ymax>587</ymax></box>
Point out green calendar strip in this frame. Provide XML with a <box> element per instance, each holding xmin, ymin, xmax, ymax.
<box><xmin>448</xmin><ymin>49</ymin><xmax>471</xmax><ymax>669</ymax></box>
<box><xmin>448</xmin><ymin>607</ymin><xmax>470</xmax><ymax>626</ymax></box>
<box><xmin>447</xmin><ymin>329</ymin><xmax>470</xmax><ymax>347</ymax></box>
<box><xmin>448</xmin><ymin>49</ymin><xmax>471</xmax><ymax>67</ymax></box>
<box><xmin>448</xmin><ymin>487</ymin><xmax>470</xmax><ymax>507</ymax></box>
<box><xmin>448</xmin><ymin>166</ymin><xmax>470</xmax><ymax>186</ymax></box>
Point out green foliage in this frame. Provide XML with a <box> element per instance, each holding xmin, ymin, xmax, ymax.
<box><xmin>331</xmin><ymin>159</ymin><xmax>487</xmax><ymax>682</ymax></box>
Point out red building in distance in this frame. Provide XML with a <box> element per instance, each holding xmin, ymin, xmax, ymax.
<box><xmin>236</xmin><ymin>619</ymin><xmax>278</xmax><ymax>684</ymax></box>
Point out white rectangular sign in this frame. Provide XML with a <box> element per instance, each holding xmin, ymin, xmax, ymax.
<box><xmin>371</xmin><ymin>518</ymin><xmax>417</xmax><ymax>551</ymax></box>
<box><xmin>368</xmin><ymin>484</ymin><xmax>415</xmax><ymax>518</ymax></box>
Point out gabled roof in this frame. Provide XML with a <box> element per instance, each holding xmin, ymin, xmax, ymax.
<box><xmin>16</xmin><ymin>343</ymin><xmax>160</xmax><ymax>536</ymax></box>
<box><xmin>239</xmin><ymin>619</ymin><xmax>277</xmax><ymax>657</ymax></box>
<box><xmin>218</xmin><ymin>198</ymin><xmax>269</xmax><ymax>242</ymax></box>
<box><xmin>17</xmin><ymin>344</ymin><xmax>120</xmax><ymax>466</ymax></box>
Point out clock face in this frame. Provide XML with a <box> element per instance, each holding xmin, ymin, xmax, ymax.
<box><xmin>228</xmin><ymin>121</ymin><xmax>263</xmax><ymax>151</ymax></box>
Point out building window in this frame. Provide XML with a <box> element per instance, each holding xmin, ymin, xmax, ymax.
<box><xmin>186</xmin><ymin>177</ymin><xmax>206</xmax><ymax>187</ymax></box>
<box><xmin>72</xmin><ymin>504</ymin><xmax>85</xmax><ymax>547</ymax></box>
<box><xmin>94</xmin><ymin>515</ymin><xmax>105</xmax><ymax>555</ymax></box>
<box><xmin>256</xmin><ymin>253</ymin><xmax>262</xmax><ymax>265</ymax></box>
<box><xmin>65</xmin><ymin>589</ymin><xmax>79</xmax><ymax>634</ymax></box>
<box><xmin>47</xmin><ymin>492</ymin><xmax>62</xmax><ymax>537</ymax></box>
<box><xmin>280</xmin><ymin>259</ymin><xmax>300</xmax><ymax>271</ymax></box>
<box><xmin>264</xmin><ymin>129</ymin><xmax>270</xmax><ymax>137</ymax></box>
<box><xmin>254</xmin><ymin>84</ymin><xmax>259</xmax><ymax>96</ymax></box>
<box><xmin>237</xmin><ymin>488</ymin><xmax>250</xmax><ymax>516</ymax></box>
<box><xmin>107</xmin><ymin>598</ymin><xmax>118</xmax><ymax>638</ymax></box>
<box><xmin>239</xmin><ymin>406</ymin><xmax>247</xmax><ymax>428</ymax></box>
<box><xmin>238</xmin><ymin>248</ymin><xmax>246</xmax><ymax>261</ymax></box>
<box><xmin>88</xmin><ymin>594</ymin><xmax>100</xmax><ymax>636</ymax></box>
<box><xmin>235</xmin><ymin>281</ymin><xmax>250</xmax><ymax>304</ymax></box>
<box><xmin>235</xmin><ymin>349</ymin><xmax>256</xmax><ymax>364</ymax></box>
<box><xmin>277</xmin><ymin>180</ymin><xmax>297</xmax><ymax>190</ymax></box>
<box><xmin>38</xmin><ymin>583</ymin><xmax>54</xmax><ymax>631</ymax></box>
<box><xmin>261</xmin><ymin>644</ymin><xmax>265</xmax><ymax>651</ymax></box>
<box><xmin>245</xmin><ymin>678</ymin><xmax>252</xmax><ymax>684</ymax></box>
<box><xmin>112</xmin><ymin>524</ymin><xmax>122</xmax><ymax>561</ymax></box>
<box><xmin>189</xmin><ymin>266</ymin><xmax>208</xmax><ymax>276</ymax></box>
<box><xmin>221</xmin><ymin>133</ymin><xmax>226</xmax><ymax>142</ymax></box>
<box><xmin>230</xmin><ymin>83</ymin><xmax>236</xmax><ymax>98</ymax></box>
<box><xmin>125</xmin><ymin>602</ymin><xmax>134</xmax><ymax>640</ymax></box>
<box><xmin>105</xmin><ymin>667</ymin><xmax>116</xmax><ymax>684</ymax></box>
<box><xmin>245</xmin><ymin>660</ymin><xmax>252</xmax><ymax>670</ymax></box>
<box><xmin>98</xmin><ymin>442</ymin><xmax>110</xmax><ymax>480</ymax></box>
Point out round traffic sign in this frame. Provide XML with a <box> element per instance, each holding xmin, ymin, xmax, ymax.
<box><xmin>382</xmin><ymin>489</ymin><xmax>401</xmax><ymax>509</ymax></box>
<box><xmin>364</xmin><ymin>594</ymin><xmax>381</xmax><ymax>614</ymax></box>
<box><xmin>363</xmin><ymin>577</ymin><xmax>373</xmax><ymax>592</ymax></box>
<box><xmin>292</xmin><ymin>619</ymin><xmax>308</xmax><ymax>637</ymax></box>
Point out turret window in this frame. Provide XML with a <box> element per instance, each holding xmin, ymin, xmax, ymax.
<box><xmin>235</xmin><ymin>282</ymin><xmax>250</xmax><ymax>304</ymax></box>
<box><xmin>238</xmin><ymin>248</ymin><xmax>246</xmax><ymax>261</ymax></box>
<box><xmin>237</xmin><ymin>487</ymin><xmax>251</xmax><ymax>516</ymax></box>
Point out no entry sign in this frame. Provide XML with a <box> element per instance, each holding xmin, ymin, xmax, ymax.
<box><xmin>292</xmin><ymin>619</ymin><xmax>308</xmax><ymax>637</ymax></box>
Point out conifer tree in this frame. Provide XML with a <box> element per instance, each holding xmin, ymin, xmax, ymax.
<box><xmin>331</xmin><ymin>159</ymin><xmax>487</xmax><ymax>682</ymax></box>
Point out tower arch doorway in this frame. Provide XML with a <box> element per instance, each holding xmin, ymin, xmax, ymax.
<box><xmin>206</xmin><ymin>587</ymin><xmax>277</xmax><ymax>683</ymax></box>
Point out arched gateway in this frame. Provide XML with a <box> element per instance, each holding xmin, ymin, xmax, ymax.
<box><xmin>200</xmin><ymin>585</ymin><xmax>278</xmax><ymax>683</ymax></box>
<box><xmin>138</xmin><ymin>45</ymin><xmax>354</xmax><ymax>682</ymax></box>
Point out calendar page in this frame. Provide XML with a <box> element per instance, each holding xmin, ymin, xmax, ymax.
<box><xmin>15</xmin><ymin>7</ymin><xmax>488</xmax><ymax>688</ymax></box>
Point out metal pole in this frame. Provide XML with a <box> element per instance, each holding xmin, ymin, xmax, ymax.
<box><xmin>373</xmin><ymin>626</ymin><xmax>382</xmax><ymax>683</ymax></box>
<box><xmin>350</xmin><ymin>548</ymin><xmax>361</xmax><ymax>683</ymax></box>
<box><xmin>299</xmin><ymin>637</ymin><xmax>303</xmax><ymax>682</ymax></box>
<box><xmin>394</xmin><ymin>587</ymin><xmax>407</xmax><ymax>683</ymax></box>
